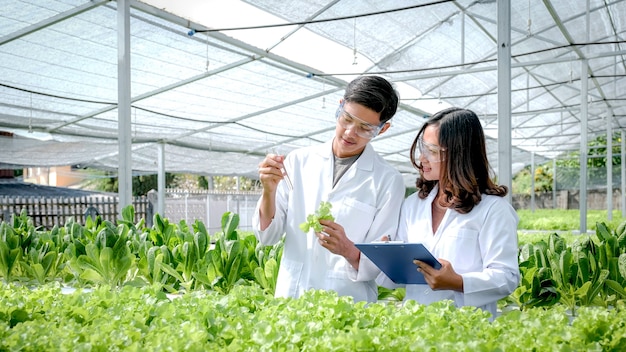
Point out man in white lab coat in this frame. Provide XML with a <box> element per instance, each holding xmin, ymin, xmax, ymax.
<box><xmin>254</xmin><ymin>75</ymin><xmax>405</xmax><ymax>303</ymax></box>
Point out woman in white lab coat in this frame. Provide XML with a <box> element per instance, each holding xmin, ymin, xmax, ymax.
<box><xmin>395</xmin><ymin>107</ymin><xmax>519</xmax><ymax>318</ymax></box>
<box><xmin>254</xmin><ymin>76</ymin><xmax>405</xmax><ymax>303</ymax></box>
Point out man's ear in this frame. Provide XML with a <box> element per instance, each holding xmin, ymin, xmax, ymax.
<box><xmin>378</xmin><ymin>121</ymin><xmax>391</xmax><ymax>135</ymax></box>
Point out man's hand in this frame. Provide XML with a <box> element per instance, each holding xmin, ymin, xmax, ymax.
<box><xmin>257</xmin><ymin>153</ymin><xmax>285</xmax><ymax>230</ymax></box>
<box><xmin>316</xmin><ymin>219</ymin><xmax>360</xmax><ymax>269</ymax></box>
<box><xmin>257</xmin><ymin>153</ymin><xmax>286</xmax><ymax>193</ymax></box>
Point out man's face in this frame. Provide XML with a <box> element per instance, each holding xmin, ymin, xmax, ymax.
<box><xmin>332</xmin><ymin>101</ymin><xmax>385</xmax><ymax>158</ymax></box>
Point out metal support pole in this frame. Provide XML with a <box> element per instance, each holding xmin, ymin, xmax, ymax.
<box><xmin>157</xmin><ymin>142</ymin><xmax>165</xmax><ymax>216</ymax></box>
<box><xmin>579</xmin><ymin>59</ymin><xmax>588</xmax><ymax>234</ymax></box>
<box><xmin>607</xmin><ymin>113</ymin><xmax>613</xmax><ymax>221</ymax></box>
<box><xmin>497</xmin><ymin>0</ymin><xmax>512</xmax><ymax>203</ymax></box>
<box><xmin>622</xmin><ymin>131</ymin><xmax>626</xmax><ymax>217</ymax></box>
<box><xmin>553</xmin><ymin>158</ymin><xmax>557</xmax><ymax>209</ymax></box>
<box><xmin>117</xmin><ymin>0</ymin><xmax>132</xmax><ymax>215</ymax></box>
<box><xmin>531</xmin><ymin>152</ymin><xmax>535</xmax><ymax>212</ymax></box>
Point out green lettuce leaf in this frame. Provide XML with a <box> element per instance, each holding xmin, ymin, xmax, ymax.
<box><xmin>299</xmin><ymin>201</ymin><xmax>334</xmax><ymax>233</ymax></box>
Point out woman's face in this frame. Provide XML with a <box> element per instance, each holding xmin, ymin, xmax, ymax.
<box><xmin>417</xmin><ymin>125</ymin><xmax>443</xmax><ymax>181</ymax></box>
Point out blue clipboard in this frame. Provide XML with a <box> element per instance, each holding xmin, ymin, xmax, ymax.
<box><xmin>356</xmin><ymin>242</ymin><xmax>441</xmax><ymax>284</ymax></box>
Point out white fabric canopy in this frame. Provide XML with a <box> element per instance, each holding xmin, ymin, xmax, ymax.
<box><xmin>1</xmin><ymin>0</ymin><xmax>624</xmax><ymax>188</ymax></box>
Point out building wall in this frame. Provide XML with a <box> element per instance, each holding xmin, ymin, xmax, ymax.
<box><xmin>23</xmin><ymin>166</ymin><xmax>84</xmax><ymax>187</ymax></box>
<box><xmin>0</xmin><ymin>169</ymin><xmax>13</xmax><ymax>178</ymax></box>
<box><xmin>0</xmin><ymin>131</ymin><xmax>14</xmax><ymax>178</ymax></box>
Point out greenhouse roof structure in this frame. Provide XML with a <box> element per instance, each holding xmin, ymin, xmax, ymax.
<box><xmin>1</xmin><ymin>0</ymin><xmax>625</xmax><ymax>189</ymax></box>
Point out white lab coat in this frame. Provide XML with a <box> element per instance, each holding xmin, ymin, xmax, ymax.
<box><xmin>388</xmin><ymin>186</ymin><xmax>519</xmax><ymax>318</ymax></box>
<box><xmin>253</xmin><ymin>140</ymin><xmax>405</xmax><ymax>303</ymax></box>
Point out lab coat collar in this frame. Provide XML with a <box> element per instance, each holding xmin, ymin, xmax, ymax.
<box><xmin>317</xmin><ymin>139</ymin><xmax>376</xmax><ymax>172</ymax></box>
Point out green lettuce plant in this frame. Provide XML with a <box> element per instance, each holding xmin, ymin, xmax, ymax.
<box><xmin>299</xmin><ymin>201</ymin><xmax>334</xmax><ymax>233</ymax></box>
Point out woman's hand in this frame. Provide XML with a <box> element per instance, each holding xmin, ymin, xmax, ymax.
<box><xmin>316</xmin><ymin>219</ymin><xmax>360</xmax><ymax>269</ymax></box>
<box><xmin>414</xmin><ymin>258</ymin><xmax>464</xmax><ymax>292</ymax></box>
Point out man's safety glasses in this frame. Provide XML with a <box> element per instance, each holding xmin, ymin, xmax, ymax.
<box><xmin>417</xmin><ymin>138</ymin><xmax>445</xmax><ymax>163</ymax></box>
<box><xmin>336</xmin><ymin>106</ymin><xmax>384</xmax><ymax>140</ymax></box>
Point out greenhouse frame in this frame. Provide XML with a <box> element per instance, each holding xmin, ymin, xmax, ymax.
<box><xmin>1</xmin><ymin>0</ymin><xmax>625</xmax><ymax>232</ymax></box>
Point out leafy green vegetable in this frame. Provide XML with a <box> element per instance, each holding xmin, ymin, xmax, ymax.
<box><xmin>4</xmin><ymin>283</ymin><xmax>626</xmax><ymax>351</ymax></box>
<box><xmin>299</xmin><ymin>201</ymin><xmax>335</xmax><ymax>233</ymax></box>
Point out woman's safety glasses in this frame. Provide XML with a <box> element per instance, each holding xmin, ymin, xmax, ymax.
<box><xmin>417</xmin><ymin>138</ymin><xmax>445</xmax><ymax>163</ymax></box>
<box><xmin>336</xmin><ymin>105</ymin><xmax>384</xmax><ymax>140</ymax></box>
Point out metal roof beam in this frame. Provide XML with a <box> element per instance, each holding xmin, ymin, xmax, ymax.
<box><xmin>0</xmin><ymin>0</ymin><xmax>111</xmax><ymax>46</ymax></box>
<box><xmin>47</xmin><ymin>57</ymin><xmax>254</xmax><ymax>132</ymax></box>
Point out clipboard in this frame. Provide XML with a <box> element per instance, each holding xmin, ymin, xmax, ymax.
<box><xmin>356</xmin><ymin>242</ymin><xmax>441</xmax><ymax>284</ymax></box>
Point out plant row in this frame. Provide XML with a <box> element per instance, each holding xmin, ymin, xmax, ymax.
<box><xmin>509</xmin><ymin>221</ymin><xmax>626</xmax><ymax>312</ymax></box>
<box><xmin>1</xmin><ymin>282</ymin><xmax>625</xmax><ymax>351</ymax></box>
<box><xmin>4</xmin><ymin>206</ymin><xmax>626</xmax><ymax>311</ymax></box>
<box><xmin>0</xmin><ymin>207</ymin><xmax>282</xmax><ymax>295</ymax></box>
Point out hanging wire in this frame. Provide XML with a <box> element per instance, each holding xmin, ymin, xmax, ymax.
<box><xmin>527</xmin><ymin>0</ymin><xmax>532</xmax><ymax>37</ymax></box>
<box><xmin>205</xmin><ymin>33</ymin><xmax>210</xmax><ymax>71</ymax></box>
<box><xmin>190</xmin><ymin>2</ymin><xmax>451</xmax><ymax>33</ymax></box>
<box><xmin>437</xmin><ymin>70</ymin><xmax>442</xmax><ymax>104</ymax></box>
<box><xmin>28</xmin><ymin>93</ymin><xmax>33</xmax><ymax>133</ymax></box>
<box><xmin>352</xmin><ymin>18</ymin><xmax>358</xmax><ymax>65</ymax></box>
<box><xmin>308</xmin><ymin>40</ymin><xmax>626</xmax><ymax>78</ymax></box>
<box><xmin>527</xmin><ymin>72</ymin><xmax>530</xmax><ymax>111</ymax></box>
<box><xmin>322</xmin><ymin>81</ymin><xmax>326</xmax><ymax>108</ymax></box>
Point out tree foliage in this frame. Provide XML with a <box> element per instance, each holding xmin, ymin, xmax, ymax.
<box><xmin>208</xmin><ymin>176</ymin><xmax>260</xmax><ymax>191</ymax></box>
<box><xmin>82</xmin><ymin>169</ymin><xmax>260</xmax><ymax>195</ymax></box>
<box><xmin>513</xmin><ymin>132</ymin><xmax>622</xmax><ymax>193</ymax></box>
<box><xmin>513</xmin><ymin>165</ymin><xmax>554</xmax><ymax>195</ymax></box>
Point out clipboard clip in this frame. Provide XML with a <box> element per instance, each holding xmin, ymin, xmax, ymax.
<box><xmin>372</xmin><ymin>235</ymin><xmax>404</xmax><ymax>244</ymax></box>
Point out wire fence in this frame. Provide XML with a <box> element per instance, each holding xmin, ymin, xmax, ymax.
<box><xmin>555</xmin><ymin>166</ymin><xmax>622</xmax><ymax>191</ymax></box>
<box><xmin>514</xmin><ymin>164</ymin><xmax>624</xmax><ymax>210</ymax></box>
<box><xmin>0</xmin><ymin>195</ymin><xmax>149</xmax><ymax>228</ymax></box>
<box><xmin>163</xmin><ymin>189</ymin><xmax>260</xmax><ymax>233</ymax></box>
<box><xmin>0</xmin><ymin>189</ymin><xmax>261</xmax><ymax>232</ymax></box>
<box><xmin>2</xmin><ymin>178</ymin><xmax>623</xmax><ymax>230</ymax></box>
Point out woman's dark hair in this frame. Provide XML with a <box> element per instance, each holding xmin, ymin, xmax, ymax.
<box><xmin>409</xmin><ymin>107</ymin><xmax>508</xmax><ymax>214</ymax></box>
<box><xmin>343</xmin><ymin>75</ymin><xmax>399</xmax><ymax>123</ymax></box>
